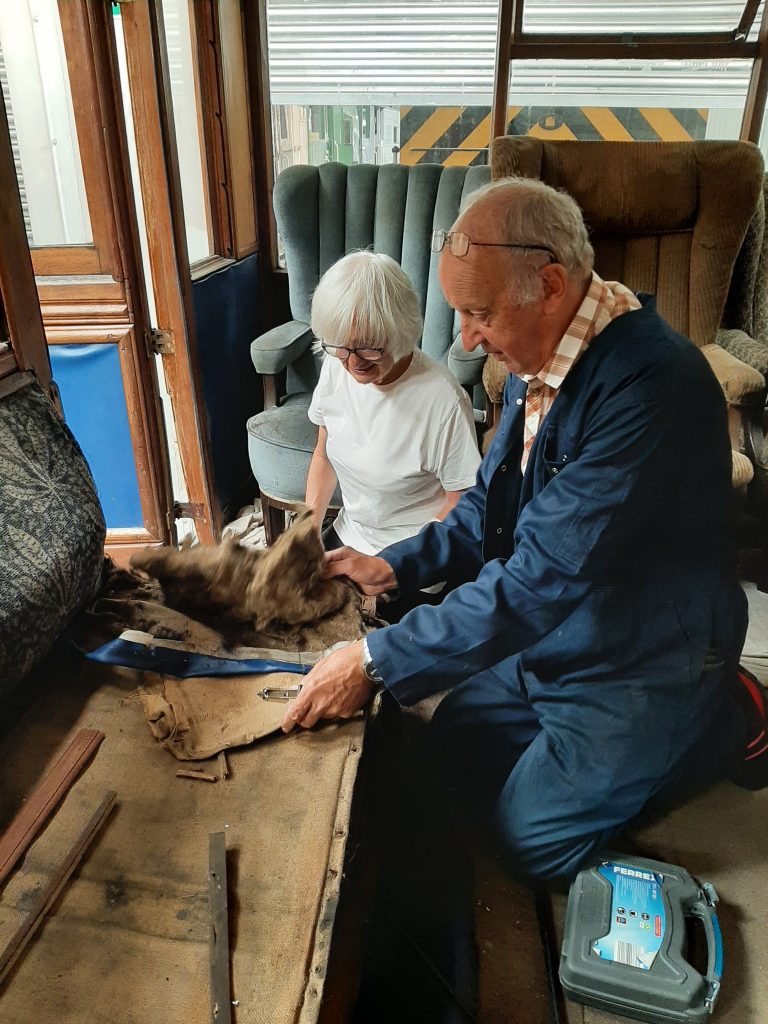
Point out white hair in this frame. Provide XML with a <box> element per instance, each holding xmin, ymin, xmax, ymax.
<box><xmin>310</xmin><ymin>250</ymin><xmax>422</xmax><ymax>362</ymax></box>
<box><xmin>458</xmin><ymin>177</ymin><xmax>594</xmax><ymax>305</ymax></box>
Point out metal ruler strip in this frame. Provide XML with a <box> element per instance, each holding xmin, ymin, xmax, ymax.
<box><xmin>209</xmin><ymin>831</ymin><xmax>232</xmax><ymax>1024</ymax></box>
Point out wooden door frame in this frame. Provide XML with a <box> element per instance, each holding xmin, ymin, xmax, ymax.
<box><xmin>0</xmin><ymin>0</ymin><xmax>177</xmax><ymax>552</ymax></box>
<box><xmin>0</xmin><ymin>0</ymin><xmax>178</xmax><ymax>551</ymax></box>
<box><xmin>0</xmin><ymin>88</ymin><xmax>50</xmax><ymax>396</ymax></box>
<box><xmin>93</xmin><ymin>0</ymin><xmax>177</xmax><ymax>550</ymax></box>
<box><xmin>119</xmin><ymin>0</ymin><xmax>221</xmax><ymax>544</ymax></box>
<box><xmin>26</xmin><ymin>1</ymin><xmax>133</xmax><ymax>279</ymax></box>
<box><xmin>32</xmin><ymin>0</ymin><xmax>177</xmax><ymax>552</ymax></box>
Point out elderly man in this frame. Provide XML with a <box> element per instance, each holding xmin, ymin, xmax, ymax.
<box><xmin>282</xmin><ymin>177</ymin><xmax>763</xmax><ymax>882</ymax></box>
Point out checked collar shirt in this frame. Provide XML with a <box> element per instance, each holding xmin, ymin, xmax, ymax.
<box><xmin>520</xmin><ymin>271</ymin><xmax>641</xmax><ymax>471</ymax></box>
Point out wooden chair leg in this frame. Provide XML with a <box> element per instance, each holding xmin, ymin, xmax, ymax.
<box><xmin>262</xmin><ymin>494</ymin><xmax>286</xmax><ymax>546</ymax></box>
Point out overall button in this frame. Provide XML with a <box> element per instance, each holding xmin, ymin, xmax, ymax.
<box><xmin>496</xmin><ymin>527</ymin><xmax>503</xmax><ymax>534</ymax></box>
<box><xmin>515</xmin><ymin>398</ymin><xmax>523</xmax><ymax>406</ymax></box>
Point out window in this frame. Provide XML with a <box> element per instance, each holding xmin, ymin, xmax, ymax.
<box><xmin>259</xmin><ymin>0</ymin><xmax>768</xmax><ymax>267</ymax></box>
<box><xmin>497</xmin><ymin>0</ymin><xmax>768</xmax><ymax>143</ymax></box>
<box><xmin>157</xmin><ymin>0</ymin><xmax>258</xmax><ymax>267</ymax></box>
<box><xmin>266</xmin><ymin>0</ymin><xmax>501</xmax><ymax>172</ymax></box>
<box><xmin>0</xmin><ymin>0</ymin><xmax>92</xmax><ymax>248</ymax></box>
<box><xmin>160</xmin><ymin>0</ymin><xmax>215</xmax><ymax>265</ymax></box>
<box><xmin>522</xmin><ymin>2</ymin><xmax>757</xmax><ymax>35</ymax></box>
<box><xmin>760</xmin><ymin>94</ymin><xmax>768</xmax><ymax>159</ymax></box>
<box><xmin>505</xmin><ymin>58</ymin><xmax>755</xmax><ymax>142</ymax></box>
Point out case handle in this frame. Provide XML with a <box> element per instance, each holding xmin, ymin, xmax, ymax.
<box><xmin>687</xmin><ymin>882</ymin><xmax>723</xmax><ymax>1014</ymax></box>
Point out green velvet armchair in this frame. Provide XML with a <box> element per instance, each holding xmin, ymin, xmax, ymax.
<box><xmin>247</xmin><ymin>161</ymin><xmax>490</xmax><ymax>543</ymax></box>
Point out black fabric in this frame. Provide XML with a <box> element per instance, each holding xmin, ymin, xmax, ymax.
<box><xmin>352</xmin><ymin>709</ymin><xmax>477</xmax><ymax>1024</ymax></box>
<box><xmin>192</xmin><ymin>253</ymin><xmax>262</xmax><ymax>518</ymax></box>
<box><xmin>0</xmin><ymin>380</ymin><xmax>105</xmax><ymax>696</ymax></box>
<box><xmin>321</xmin><ymin>523</ymin><xmax>345</xmax><ymax>551</ymax></box>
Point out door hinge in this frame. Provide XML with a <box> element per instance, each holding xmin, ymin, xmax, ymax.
<box><xmin>148</xmin><ymin>328</ymin><xmax>175</xmax><ymax>355</ymax></box>
<box><xmin>174</xmin><ymin>501</ymin><xmax>206</xmax><ymax>521</ymax></box>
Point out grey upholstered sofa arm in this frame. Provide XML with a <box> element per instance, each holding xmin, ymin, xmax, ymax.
<box><xmin>716</xmin><ymin>327</ymin><xmax>768</xmax><ymax>379</ymax></box>
<box><xmin>448</xmin><ymin>334</ymin><xmax>486</xmax><ymax>388</ymax></box>
<box><xmin>702</xmin><ymin>337</ymin><xmax>766</xmax><ymax>483</ymax></box>
<box><xmin>250</xmin><ymin>321</ymin><xmax>314</xmax><ymax>376</ymax></box>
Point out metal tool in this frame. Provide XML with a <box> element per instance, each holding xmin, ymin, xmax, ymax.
<box><xmin>257</xmin><ymin>684</ymin><xmax>303</xmax><ymax>702</ymax></box>
<box><xmin>209</xmin><ymin>831</ymin><xmax>232</xmax><ymax>1024</ymax></box>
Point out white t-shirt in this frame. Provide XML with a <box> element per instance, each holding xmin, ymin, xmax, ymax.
<box><xmin>308</xmin><ymin>348</ymin><xmax>481</xmax><ymax>555</ymax></box>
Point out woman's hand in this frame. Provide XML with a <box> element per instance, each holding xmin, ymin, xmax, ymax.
<box><xmin>281</xmin><ymin>641</ymin><xmax>373</xmax><ymax>732</ymax></box>
<box><xmin>324</xmin><ymin>547</ymin><xmax>398</xmax><ymax>596</ymax></box>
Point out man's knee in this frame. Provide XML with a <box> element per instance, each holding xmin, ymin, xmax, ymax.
<box><xmin>427</xmin><ymin>685</ymin><xmax>531</xmax><ymax>820</ymax></box>
<box><xmin>493</xmin><ymin>805</ymin><xmax>616</xmax><ymax>884</ymax></box>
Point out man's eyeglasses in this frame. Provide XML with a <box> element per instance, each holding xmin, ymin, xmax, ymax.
<box><xmin>431</xmin><ymin>229</ymin><xmax>556</xmax><ymax>262</ymax></box>
<box><xmin>321</xmin><ymin>342</ymin><xmax>385</xmax><ymax>362</ymax></box>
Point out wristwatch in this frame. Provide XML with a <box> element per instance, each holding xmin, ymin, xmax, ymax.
<box><xmin>361</xmin><ymin>636</ymin><xmax>384</xmax><ymax>685</ymax></box>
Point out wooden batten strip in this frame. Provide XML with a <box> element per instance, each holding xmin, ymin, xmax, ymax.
<box><xmin>0</xmin><ymin>729</ymin><xmax>105</xmax><ymax>889</ymax></box>
<box><xmin>0</xmin><ymin>790</ymin><xmax>117</xmax><ymax>985</ymax></box>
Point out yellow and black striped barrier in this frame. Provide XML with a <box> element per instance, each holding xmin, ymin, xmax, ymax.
<box><xmin>398</xmin><ymin>104</ymin><xmax>708</xmax><ymax>165</ymax></box>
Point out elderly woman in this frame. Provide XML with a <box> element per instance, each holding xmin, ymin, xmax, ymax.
<box><xmin>305</xmin><ymin>250</ymin><xmax>481</xmax><ymax>556</ymax></box>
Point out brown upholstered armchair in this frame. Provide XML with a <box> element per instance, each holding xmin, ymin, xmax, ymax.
<box><xmin>483</xmin><ymin>138</ymin><xmax>767</xmax><ymax>492</ymax></box>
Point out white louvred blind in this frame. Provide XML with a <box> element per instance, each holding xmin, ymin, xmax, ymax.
<box><xmin>267</xmin><ymin>0</ymin><xmax>764</xmax><ymax>106</ymax></box>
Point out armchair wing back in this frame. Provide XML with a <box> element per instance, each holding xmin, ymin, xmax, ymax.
<box><xmin>248</xmin><ymin>162</ymin><xmax>490</xmax><ymax>542</ymax></box>
<box><xmin>490</xmin><ymin>137</ymin><xmax>763</xmax><ymax>348</ymax></box>
<box><xmin>482</xmin><ymin>138</ymin><xmax>766</xmax><ymax>497</ymax></box>
<box><xmin>275</xmin><ymin>162</ymin><xmax>491</xmax><ymax>379</ymax></box>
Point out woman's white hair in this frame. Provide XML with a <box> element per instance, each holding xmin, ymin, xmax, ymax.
<box><xmin>311</xmin><ymin>250</ymin><xmax>422</xmax><ymax>363</ymax></box>
<box><xmin>458</xmin><ymin>177</ymin><xmax>594</xmax><ymax>305</ymax></box>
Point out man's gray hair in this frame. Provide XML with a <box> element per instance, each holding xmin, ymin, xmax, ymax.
<box><xmin>459</xmin><ymin>177</ymin><xmax>594</xmax><ymax>304</ymax></box>
<box><xmin>311</xmin><ymin>250</ymin><xmax>422</xmax><ymax>362</ymax></box>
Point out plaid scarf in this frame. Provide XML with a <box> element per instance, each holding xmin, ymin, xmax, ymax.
<box><xmin>521</xmin><ymin>272</ymin><xmax>641</xmax><ymax>471</ymax></box>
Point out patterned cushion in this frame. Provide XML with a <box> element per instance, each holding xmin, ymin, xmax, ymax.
<box><xmin>732</xmin><ymin>450</ymin><xmax>755</xmax><ymax>488</ymax></box>
<box><xmin>0</xmin><ymin>380</ymin><xmax>105</xmax><ymax>696</ymax></box>
<box><xmin>717</xmin><ymin>327</ymin><xmax>768</xmax><ymax>378</ymax></box>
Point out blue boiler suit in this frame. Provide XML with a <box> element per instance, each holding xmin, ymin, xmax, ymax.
<box><xmin>366</xmin><ymin>298</ymin><xmax>748</xmax><ymax>882</ymax></box>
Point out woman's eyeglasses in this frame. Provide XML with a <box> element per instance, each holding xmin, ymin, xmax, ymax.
<box><xmin>431</xmin><ymin>229</ymin><xmax>556</xmax><ymax>262</ymax></box>
<box><xmin>321</xmin><ymin>342</ymin><xmax>385</xmax><ymax>362</ymax></box>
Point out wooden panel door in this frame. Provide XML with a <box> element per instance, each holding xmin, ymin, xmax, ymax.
<box><xmin>0</xmin><ymin>0</ymin><xmax>177</xmax><ymax>557</ymax></box>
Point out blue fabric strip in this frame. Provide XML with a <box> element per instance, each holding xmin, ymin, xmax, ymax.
<box><xmin>85</xmin><ymin>637</ymin><xmax>311</xmax><ymax>678</ymax></box>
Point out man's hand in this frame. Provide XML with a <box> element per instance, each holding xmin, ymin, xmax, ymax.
<box><xmin>324</xmin><ymin>547</ymin><xmax>397</xmax><ymax>596</ymax></box>
<box><xmin>281</xmin><ymin>640</ymin><xmax>374</xmax><ymax>732</ymax></box>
